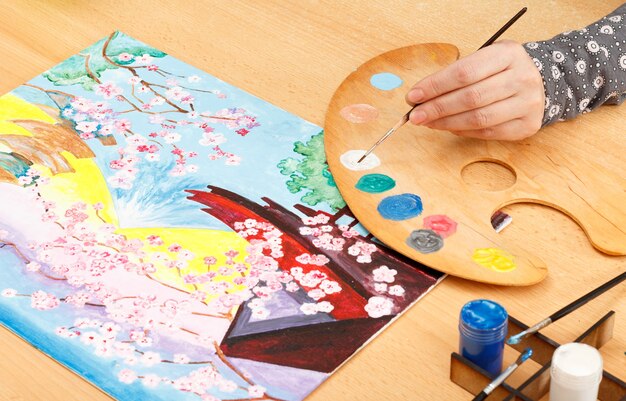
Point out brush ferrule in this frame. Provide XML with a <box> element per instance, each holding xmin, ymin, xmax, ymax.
<box><xmin>526</xmin><ymin>317</ymin><xmax>552</xmax><ymax>334</ymax></box>
<box><xmin>509</xmin><ymin>317</ymin><xmax>552</xmax><ymax>344</ymax></box>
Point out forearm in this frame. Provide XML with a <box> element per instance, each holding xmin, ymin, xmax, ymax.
<box><xmin>524</xmin><ymin>4</ymin><xmax>626</xmax><ymax>126</ymax></box>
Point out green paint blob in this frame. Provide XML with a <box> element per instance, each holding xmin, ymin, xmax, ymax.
<box><xmin>355</xmin><ymin>174</ymin><xmax>396</xmax><ymax>193</ymax></box>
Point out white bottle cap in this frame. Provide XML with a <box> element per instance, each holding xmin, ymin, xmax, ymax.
<box><xmin>550</xmin><ymin>343</ymin><xmax>603</xmax><ymax>401</ymax></box>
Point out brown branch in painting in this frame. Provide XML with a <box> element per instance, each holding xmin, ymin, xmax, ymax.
<box><xmin>37</xmin><ymin>271</ymin><xmax>67</xmax><ymax>281</ymax></box>
<box><xmin>0</xmin><ymin>241</ymin><xmax>29</xmax><ymax>263</ymax></box>
<box><xmin>130</xmin><ymin>84</ymin><xmax>145</xmax><ymax>104</ymax></box>
<box><xmin>100</xmin><ymin>32</ymin><xmax>186</xmax><ymax>113</ymax></box>
<box><xmin>213</xmin><ymin>340</ymin><xmax>254</xmax><ymax>386</ymax></box>
<box><xmin>191</xmin><ymin>311</ymin><xmax>231</xmax><ymax>320</ymax></box>
<box><xmin>94</xmin><ymin>210</ymin><xmax>107</xmax><ymax>224</ymax></box>
<box><xmin>211</xmin><ymin>340</ymin><xmax>286</xmax><ymax>401</ymax></box>
<box><xmin>79</xmin><ymin>53</ymin><xmax>102</xmax><ymax>85</ymax></box>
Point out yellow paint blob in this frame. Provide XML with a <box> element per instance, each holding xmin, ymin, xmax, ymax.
<box><xmin>472</xmin><ymin>248</ymin><xmax>516</xmax><ymax>272</ymax></box>
<box><xmin>0</xmin><ymin>93</ymin><xmax>56</xmax><ymax>137</ymax></box>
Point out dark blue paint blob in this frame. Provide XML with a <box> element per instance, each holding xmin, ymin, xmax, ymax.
<box><xmin>459</xmin><ymin>299</ymin><xmax>508</xmax><ymax>377</ymax></box>
<box><xmin>370</xmin><ymin>73</ymin><xmax>403</xmax><ymax>90</ymax></box>
<box><xmin>377</xmin><ymin>193</ymin><xmax>423</xmax><ymax>220</ymax></box>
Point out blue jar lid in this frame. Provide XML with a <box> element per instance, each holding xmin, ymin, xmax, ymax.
<box><xmin>460</xmin><ymin>299</ymin><xmax>508</xmax><ymax>331</ymax></box>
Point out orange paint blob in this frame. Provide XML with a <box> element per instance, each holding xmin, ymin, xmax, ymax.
<box><xmin>339</xmin><ymin>104</ymin><xmax>379</xmax><ymax>123</ymax></box>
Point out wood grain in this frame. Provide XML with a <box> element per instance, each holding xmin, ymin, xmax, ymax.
<box><xmin>0</xmin><ymin>1</ymin><xmax>624</xmax><ymax>400</ymax></box>
<box><xmin>324</xmin><ymin>41</ymin><xmax>625</xmax><ymax>285</ymax></box>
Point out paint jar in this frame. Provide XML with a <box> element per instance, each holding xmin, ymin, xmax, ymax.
<box><xmin>549</xmin><ymin>343</ymin><xmax>603</xmax><ymax>401</ymax></box>
<box><xmin>458</xmin><ymin>299</ymin><xmax>508</xmax><ymax>377</ymax></box>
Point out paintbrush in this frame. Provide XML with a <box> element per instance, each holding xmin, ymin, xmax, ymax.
<box><xmin>507</xmin><ymin>271</ymin><xmax>626</xmax><ymax>345</ymax></box>
<box><xmin>471</xmin><ymin>348</ymin><xmax>533</xmax><ymax>401</ymax></box>
<box><xmin>356</xmin><ymin>6</ymin><xmax>528</xmax><ymax>164</ymax></box>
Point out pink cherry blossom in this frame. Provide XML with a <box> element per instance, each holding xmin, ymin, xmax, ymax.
<box><xmin>319</xmin><ymin>279</ymin><xmax>341</xmax><ymax>294</ymax></box>
<box><xmin>203</xmin><ymin>256</ymin><xmax>217</xmax><ymax>266</ymax></box>
<box><xmin>31</xmin><ymin>290</ymin><xmax>60</xmax><ymax>310</ymax></box>
<box><xmin>168</xmin><ymin>243</ymin><xmax>182</xmax><ymax>253</ymax></box>
<box><xmin>374</xmin><ymin>283</ymin><xmax>388</xmax><ymax>293</ymax></box>
<box><xmin>388</xmin><ymin>285</ymin><xmax>405</xmax><ymax>296</ymax></box>
<box><xmin>300</xmin><ymin>303</ymin><xmax>318</xmax><ymax>315</ymax></box>
<box><xmin>248</xmin><ymin>385</ymin><xmax>266</xmax><ymax>398</ymax></box>
<box><xmin>117</xmin><ymin>368</ymin><xmax>137</xmax><ymax>384</ymax></box>
<box><xmin>364</xmin><ymin>296</ymin><xmax>394</xmax><ymax>318</ymax></box>
<box><xmin>1</xmin><ymin>288</ymin><xmax>17</xmax><ymax>297</ymax></box>
<box><xmin>76</xmin><ymin>121</ymin><xmax>99</xmax><ymax>133</ymax></box>
<box><xmin>117</xmin><ymin>53</ymin><xmax>133</xmax><ymax>62</ymax></box>
<box><xmin>141</xmin><ymin>351</ymin><xmax>161</xmax><ymax>366</ymax></box>
<box><xmin>141</xmin><ymin>374</ymin><xmax>161</xmax><ymax>388</ymax></box>
<box><xmin>307</xmin><ymin>288</ymin><xmax>326</xmax><ymax>301</ymax></box>
<box><xmin>173</xmin><ymin>353</ymin><xmax>190</xmax><ymax>364</ymax></box>
<box><xmin>95</xmin><ymin>82</ymin><xmax>123</xmax><ymax>99</ymax></box>
<box><xmin>114</xmin><ymin>119</ymin><xmax>132</xmax><ymax>133</ymax></box>
<box><xmin>17</xmin><ymin>176</ymin><xmax>32</xmax><ymax>186</ymax></box>
<box><xmin>372</xmin><ymin>265</ymin><xmax>397</xmax><ymax>283</ymax></box>
<box><xmin>315</xmin><ymin>301</ymin><xmax>334</xmax><ymax>313</ymax></box>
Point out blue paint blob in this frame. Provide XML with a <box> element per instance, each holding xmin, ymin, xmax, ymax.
<box><xmin>370</xmin><ymin>72</ymin><xmax>403</xmax><ymax>90</ymax></box>
<box><xmin>459</xmin><ymin>299</ymin><xmax>508</xmax><ymax>377</ymax></box>
<box><xmin>377</xmin><ymin>193</ymin><xmax>423</xmax><ymax>220</ymax></box>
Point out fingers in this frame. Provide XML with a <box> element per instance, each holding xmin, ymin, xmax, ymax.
<box><xmin>425</xmin><ymin>95</ymin><xmax>526</xmax><ymax>132</ymax></box>
<box><xmin>408</xmin><ymin>69</ymin><xmax>519</xmax><ymax>125</ymax></box>
<box><xmin>406</xmin><ymin>41</ymin><xmax>517</xmax><ymax>105</ymax></box>
<box><xmin>448</xmin><ymin>117</ymin><xmax>540</xmax><ymax>141</ymax></box>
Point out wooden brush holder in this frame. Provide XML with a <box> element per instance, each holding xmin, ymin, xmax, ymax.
<box><xmin>450</xmin><ymin>312</ymin><xmax>626</xmax><ymax>401</ymax></box>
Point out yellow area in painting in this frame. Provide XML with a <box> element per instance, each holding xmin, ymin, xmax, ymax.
<box><xmin>0</xmin><ymin>94</ymin><xmax>56</xmax><ymax>137</ymax></box>
<box><xmin>120</xmin><ymin>227</ymin><xmax>251</xmax><ymax>299</ymax></box>
<box><xmin>34</xmin><ymin>144</ymin><xmax>251</xmax><ymax>301</ymax></box>
<box><xmin>35</xmin><ymin>152</ymin><xmax>118</xmax><ymax>226</ymax></box>
<box><xmin>472</xmin><ymin>248</ymin><xmax>516</xmax><ymax>272</ymax></box>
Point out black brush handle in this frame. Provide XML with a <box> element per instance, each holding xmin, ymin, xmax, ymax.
<box><xmin>551</xmin><ymin>271</ymin><xmax>626</xmax><ymax>322</ymax></box>
<box><xmin>472</xmin><ymin>391</ymin><xmax>488</xmax><ymax>401</ymax></box>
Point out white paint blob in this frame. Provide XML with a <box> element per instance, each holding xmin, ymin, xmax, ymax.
<box><xmin>549</xmin><ymin>343</ymin><xmax>603</xmax><ymax>401</ymax></box>
<box><xmin>340</xmin><ymin>150</ymin><xmax>381</xmax><ymax>171</ymax></box>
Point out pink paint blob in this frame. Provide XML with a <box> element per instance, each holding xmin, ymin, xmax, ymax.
<box><xmin>423</xmin><ymin>214</ymin><xmax>457</xmax><ymax>238</ymax></box>
<box><xmin>339</xmin><ymin>104</ymin><xmax>379</xmax><ymax>123</ymax></box>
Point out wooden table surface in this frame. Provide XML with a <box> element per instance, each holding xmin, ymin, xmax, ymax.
<box><xmin>0</xmin><ymin>1</ymin><xmax>624</xmax><ymax>400</ymax></box>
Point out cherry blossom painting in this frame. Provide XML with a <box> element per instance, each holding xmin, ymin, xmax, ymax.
<box><xmin>0</xmin><ymin>32</ymin><xmax>443</xmax><ymax>401</ymax></box>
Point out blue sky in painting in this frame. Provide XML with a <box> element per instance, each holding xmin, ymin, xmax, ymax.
<box><xmin>15</xmin><ymin>50</ymin><xmax>323</xmax><ymax>231</ymax></box>
<box><xmin>1</xmin><ymin>33</ymin><xmax>333</xmax><ymax>401</ymax></box>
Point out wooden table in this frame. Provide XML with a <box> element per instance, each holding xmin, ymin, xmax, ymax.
<box><xmin>0</xmin><ymin>1</ymin><xmax>624</xmax><ymax>400</ymax></box>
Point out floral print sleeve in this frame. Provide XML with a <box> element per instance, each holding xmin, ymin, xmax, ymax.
<box><xmin>524</xmin><ymin>4</ymin><xmax>626</xmax><ymax>126</ymax></box>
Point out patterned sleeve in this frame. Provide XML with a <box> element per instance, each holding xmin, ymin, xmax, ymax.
<box><xmin>524</xmin><ymin>4</ymin><xmax>626</xmax><ymax>126</ymax></box>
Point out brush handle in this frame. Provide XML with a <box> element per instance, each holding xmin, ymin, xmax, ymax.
<box><xmin>477</xmin><ymin>7</ymin><xmax>527</xmax><ymax>50</ymax></box>
<box><xmin>472</xmin><ymin>391</ymin><xmax>488</xmax><ymax>401</ymax></box>
<box><xmin>551</xmin><ymin>271</ymin><xmax>626</xmax><ymax>322</ymax></box>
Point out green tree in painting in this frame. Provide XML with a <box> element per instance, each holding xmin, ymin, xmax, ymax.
<box><xmin>43</xmin><ymin>31</ymin><xmax>166</xmax><ymax>90</ymax></box>
<box><xmin>278</xmin><ymin>131</ymin><xmax>346</xmax><ymax>211</ymax></box>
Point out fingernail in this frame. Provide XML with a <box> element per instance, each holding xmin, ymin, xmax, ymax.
<box><xmin>411</xmin><ymin>110</ymin><xmax>427</xmax><ymax>125</ymax></box>
<box><xmin>408</xmin><ymin>88</ymin><xmax>424</xmax><ymax>103</ymax></box>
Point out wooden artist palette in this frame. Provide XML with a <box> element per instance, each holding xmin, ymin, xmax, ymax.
<box><xmin>324</xmin><ymin>43</ymin><xmax>626</xmax><ymax>286</ymax></box>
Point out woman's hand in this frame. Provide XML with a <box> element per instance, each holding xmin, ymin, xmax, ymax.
<box><xmin>406</xmin><ymin>40</ymin><xmax>545</xmax><ymax>140</ymax></box>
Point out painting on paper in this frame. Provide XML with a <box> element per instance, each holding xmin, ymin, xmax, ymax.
<box><xmin>0</xmin><ymin>32</ymin><xmax>443</xmax><ymax>401</ymax></box>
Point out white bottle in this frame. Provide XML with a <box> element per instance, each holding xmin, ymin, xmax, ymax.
<box><xmin>549</xmin><ymin>343</ymin><xmax>603</xmax><ymax>401</ymax></box>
